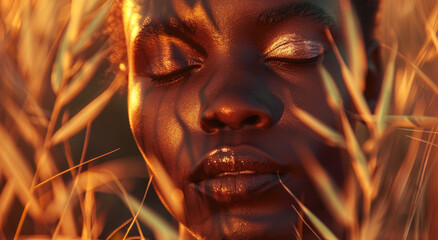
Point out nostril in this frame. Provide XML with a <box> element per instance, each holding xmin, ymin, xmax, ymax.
<box><xmin>242</xmin><ymin>115</ymin><xmax>260</xmax><ymax>126</ymax></box>
<box><xmin>202</xmin><ymin>118</ymin><xmax>226</xmax><ymax>132</ymax></box>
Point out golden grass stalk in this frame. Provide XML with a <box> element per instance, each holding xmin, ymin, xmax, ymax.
<box><xmin>279</xmin><ymin>176</ymin><xmax>338</xmax><ymax>240</ymax></box>
<box><xmin>33</xmin><ymin>148</ymin><xmax>120</xmax><ymax>189</ymax></box>
<box><xmin>319</xmin><ymin>65</ymin><xmax>343</xmax><ymax>111</ymax></box>
<box><xmin>50</xmin><ymin>74</ymin><xmax>122</xmax><ymax>147</ymax></box>
<box><xmin>325</xmin><ymin>28</ymin><xmax>376</xmax><ymax>136</ymax></box>
<box><xmin>375</xmin><ymin>39</ymin><xmax>397</xmax><ymax>134</ymax></box>
<box><xmin>125</xmin><ymin>195</ymin><xmax>179</xmax><ymax>240</ymax></box>
<box><xmin>296</xmin><ymin>145</ymin><xmax>353</xmax><ymax>227</ymax></box>
<box><xmin>292</xmin><ymin>106</ymin><xmax>346</xmax><ymax>148</ymax></box>
<box><xmin>381</xmin><ymin>43</ymin><xmax>438</xmax><ymax>95</ymax></box>
<box><xmin>0</xmin><ymin>0</ymin><xmax>159</xmax><ymax>239</ymax></box>
<box><xmin>339</xmin><ymin>0</ymin><xmax>367</xmax><ymax>92</ymax></box>
<box><xmin>290</xmin><ymin>0</ymin><xmax>438</xmax><ymax>239</ymax></box>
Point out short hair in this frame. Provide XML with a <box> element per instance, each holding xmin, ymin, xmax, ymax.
<box><xmin>106</xmin><ymin>0</ymin><xmax>380</xmax><ymax>70</ymax></box>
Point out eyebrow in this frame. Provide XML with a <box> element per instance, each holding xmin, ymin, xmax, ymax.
<box><xmin>257</xmin><ymin>2</ymin><xmax>336</xmax><ymax>29</ymax></box>
<box><xmin>133</xmin><ymin>17</ymin><xmax>207</xmax><ymax>56</ymax></box>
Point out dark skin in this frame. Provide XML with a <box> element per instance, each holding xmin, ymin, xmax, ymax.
<box><xmin>122</xmin><ymin>0</ymin><xmax>380</xmax><ymax>239</ymax></box>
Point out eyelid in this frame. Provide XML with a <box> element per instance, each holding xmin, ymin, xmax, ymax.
<box><xmin>263</xmin><ymin>35</ymin><xmax>325</xmax><ymax>60</ymax></box>
<box><xmin>148</xmin><ymin>58</ymin><xmax>202</xmax><ymax>77</ymax></box>
<box><xmin>149</xmin><ymin>63</ymin><xmax>201</xmax><ymax>79</ymax></box>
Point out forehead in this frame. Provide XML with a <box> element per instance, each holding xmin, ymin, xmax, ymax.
<box><xmin>122</xmin><ymin>0</ymin><xmax>340</xmax><ymax>48</ymax></box>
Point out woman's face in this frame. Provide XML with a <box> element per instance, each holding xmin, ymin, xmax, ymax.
<box><xmin>124</xmin><ymin>0</ymin><xmax>360</xmax><ymax>238</ymax></box>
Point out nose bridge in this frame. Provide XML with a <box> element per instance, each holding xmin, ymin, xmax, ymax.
<box><xmin>206</xmin><ymin>48</ymin><xmax>268</xmax><ymax>97</ymax></box>
<box><xmin>200</xmin><ymin>56</ymin><xmax>284</xmax><ymax>133</ymax></box>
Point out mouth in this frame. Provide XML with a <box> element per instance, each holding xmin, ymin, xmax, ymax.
<box><xmin>189</xmin><ymin>145</ymin><xmax>292</xmax><ymax>202</ymax></box>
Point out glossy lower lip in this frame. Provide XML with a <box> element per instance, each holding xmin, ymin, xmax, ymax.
<box><xmin>191</xmin><ymin>173</ymin><xmax>282</xmax><ymax>202</ymax></box>
<box><xmin>189</xmin><ymin>145</ymin><xmax>290</xmax><ymax>202</ymax></box>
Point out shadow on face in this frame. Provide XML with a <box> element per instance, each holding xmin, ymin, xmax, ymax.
<box><xmin>122</xmin><ymin>0</ymin><xmax>378</xmax><ymax>239</ymax></box>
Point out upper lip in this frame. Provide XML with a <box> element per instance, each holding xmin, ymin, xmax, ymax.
<box><xmin>189</xmin><ymin>145</ymin><xmax>290</xmax><ymax>182</ymax></box>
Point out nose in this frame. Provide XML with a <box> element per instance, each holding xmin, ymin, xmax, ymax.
<box><xmin>200</xmin><ymin>88</ymin><xmax>283</xmax><ymax>133</ymax></box>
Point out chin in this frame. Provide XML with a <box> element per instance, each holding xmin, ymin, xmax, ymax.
<box><xmin>185</xmin><ymin>211</ymin><xmax>297</xmax><ymax>240</ymax></box>
<box><xmin>177</xmin><ymin>180</ymin><xmax>327</xmax><ymax>240</ymax></box>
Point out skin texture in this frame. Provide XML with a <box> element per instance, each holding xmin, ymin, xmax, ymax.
<box><xmin>123</xmin><ymin>0</ymin><xmax>379</xmax><ymax>239</ymax></box>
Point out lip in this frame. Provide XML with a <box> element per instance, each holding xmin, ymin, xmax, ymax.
<box><xmin>189</xmin><ymin>145</ymin><xmax>291</xmax><ymax>202</ymax></box>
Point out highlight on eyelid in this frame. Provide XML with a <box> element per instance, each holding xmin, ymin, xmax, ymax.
<box><xmin>264</xmin><ymin>34</ymin><xmax>325</xmax><ymax>60</ymax></box>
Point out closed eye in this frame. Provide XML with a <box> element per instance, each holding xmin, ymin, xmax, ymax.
<box><xmin>263</xmin><ymin>38</ymin><xmax>326</xmax><ymax>69</ymax></box>
<box><xmin>265</xmin><ymin>56</ymin><xmax>322</xmax><ymax>65</ymax></box>
<box><xmin>264</xmin><ymin>55</ymin><xmax>323</xmax><ymax>69</ymax></box>
<box><xmin>149</xmin><ymin>64</ymin><xmax>202</xmax><ymax>86</ymax></box>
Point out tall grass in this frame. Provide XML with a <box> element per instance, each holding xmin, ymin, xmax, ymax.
<box><xmin>0</xmin><ymin>0</ymin><xmax>437</xmax><ymax>239</ymax></box>
<box><xmin>0</xmin><ymin>0</ymin><xmax>175</xmax><ymax>239</ymax></box>
<box><xmin>285</xmin><ymin>0</ymin><xmax>438</xmax><ymax>239</ymax></box>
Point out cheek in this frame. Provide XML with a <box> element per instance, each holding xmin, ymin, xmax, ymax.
<box><xmin>276</xmin><ymin>67</ymin><xmax>338</xmax><ymax>127</ymax></box>
<box><xmin>128</xmin><ymin>79</ymin><xmax>201</xmax><ymax>183</ymax></box>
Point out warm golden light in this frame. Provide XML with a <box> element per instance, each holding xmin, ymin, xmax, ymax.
<box><xmin>1</xmin><ymin>0</ymin><xmax>437</xmax><ymax>239</ymax></box>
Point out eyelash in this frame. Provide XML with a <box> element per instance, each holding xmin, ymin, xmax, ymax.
<box><xmin>149</xmin><ymin>64</ymin><xmax>201</xmax><ymax>86</ymax></box>
<box><xmin>148</xmin><ymin>54</ymin><xmax>320</xmax><ymax>86</ymax></box>
<box><xmin>265</xmin><ymin>55</ymin><xmax>322</xmax><ymax>64</ymax></box>
<box><xmin>264</xmin><ymin>55</ymin><xmax>323</xmax><ymax>69</ymax></box>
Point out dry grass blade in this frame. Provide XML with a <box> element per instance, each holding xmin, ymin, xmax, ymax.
<box><xmin>296</xmin><ymin>145</ymin><xmax>352</xmax><ymax>226</ymax></box>
<box><xmin>403</xmin><ymin>129</ymin><xmax>437</xmax><ymax>239</ymax></box>
<box><xmin>33</xmin><ymin>148</ymin><xmax>120</xmax><ymax>189</ymax></box>
<box><xmin>125</xmin><ymin>195</ymin><xmax>179</xmax><ymax>240</ymax></box>
<box><xmin>344</xmin><ymin>174</ymin><xmax>359</xmax><ymax>239</ymax></box>
<box><xmin>0</xmin><ymin>126</ymin><xmax>41</xmax><ymax>217</ymax></box>
<box><xmin>104</xmin><ymin>172</ymin><xmax>145</xmax><ymax>239</ymax></box>
<box><xmin>51</xmin><ymin>0</ymin><xmax>113</xmax><ymax>95</ymax></box>
<box><xmin>105</xmin><ymin>218</ymin><xmax>134</xmax><ymax>240</ymax></box>
<box><xmin>26</xmin><ymin>96</ymin><xmax>50</xmax><ymax>127</ymax></box>
<box><xmin>83</xmin><ymin>174</ymin><xmax>97</xmax><ymax>238</ymax></box>
<box><xmin>123</xmin><ymin>176</ymin><xmax>153</xmax><ymax>239</ymax></box>
<box><xmin>56</xmin><ymin>47</ymin><xmax>110</xmax><ymax>108</ymax></box>
<box><xmin>144</xmin><ymin>155</ymin><xmax>185</xmax><ymax>221</ymax></box>
<box><xmin>340</xmin><ymin>110</ymin><xmax>371</xmax><ymax>195</ymax></box>
<box><xmin>381</xmin><ymin>44</ymin><xmax>438</xmax><ymax>95</ymax></box>
<box><xmin>52</xmin><ymin>122</ymin><xmax>92</xmax><ymax>239</ymax></box>
<box><xmin>290</xmin><ymin>202</ymin><xmax>321</xmax><ymax>240</ymax></box>
<box><xmin>384</xmin><ymin>115</ymin><xmax>438</xmax><ymax>128</ymax></box>
<box><xmin>319</xmin><ymin>65</ymin><xmax>343</xmax><ymax>111</ymax></box>
<box><xmin>50</xmin><ymin>75</ymin><xmax>121</xmax><ymax>147</ymax></box>
<box><xmin>403</xmin><ymin>135</ymin><xmax>438</xmax><ymax>147</ymax></box>
<box><xmin>293</xmin><ymin>106</ymin><xmax>346</xmax><ymax>148</ymax></box>
<box><xmin>375</xmin><ymin>40</ymin><xmax>397</xmax><ymax>134</ymax></box>
<box><xmin>0</xmin><ymin>180</ymin><xmax>15</xmax><ymax>226</ymax></box>
<box><xmin>340</xmin><ymin>0</ymin><xmax>366</xmax><ymax>92</ymax></box>
<box><xmin>353</xmin><ymin>114</ymin><xmax>438</xmax><ymax>129</ymax></box>
<box><xmin>292</xmin><ymin>224</ymin><xmax>303</xmax><ymax>240</ymax></box>
<box><xmin>325</xmin><ymin>28</ymin><xmax>375</xmax><ymax>134</ymax></box>
<box><xmin>51</xmin><ymin>27</ymin><xmax>70</xmax><ymax>94</ymax></box>
<box><xmin>19</xmin><ymin>2</ymin><xmax>36</xmax><ymax>83</ymax></box>
<box><xmin>62</xmin><ymin>111</ymin><xmax>78</xmax><ymax>177</ymax></box>
<box><xmin>2</xmin><ymin>97</ymin><xmax>42</xmax><ymax>148</ymax></box>
<box><xmin>69</xmin><ymin>0</ymin><xmax>86</xmax><ymax>44</ymax></box>
<box><xmin>419</xmin><ymin>5</ymin><xmax>438</xmax><ymax>54</ymax></box>
<box><xmin>391</xmin><ymin>132</ymin><xmax>422</xmax><ymax>201</ymax></box>
<box><xmin>398</xmin><ymin>127</ymin><xmax>438</xmax><ymax>134</ymax></box>
<box><xmin>278</xmin><ymin>176</ymin><xmax>339</xmax><ymax>240</ymax></box>
<box><xmin>72</xmin><ymin>0</ymin><xmax>113</xmax><ymax>54</ymax></box>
